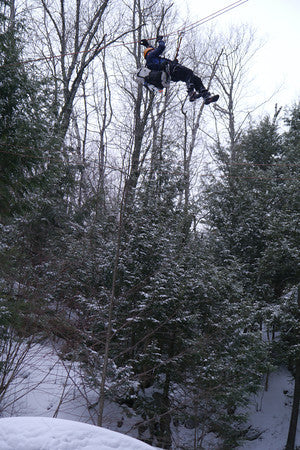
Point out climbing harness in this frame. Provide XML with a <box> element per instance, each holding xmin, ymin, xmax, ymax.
<box><xmin>136</xmin><ymin>33</ymin><xmax>180</xmax><ymax>93</ymax></box>
<box><xmin>135</xmin><ymin>66</ymin><xmax>170</xmax><ymax>92</ymax></box>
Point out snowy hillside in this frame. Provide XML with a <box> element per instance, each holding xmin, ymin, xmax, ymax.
<box><xmin>1</xmin><ymin>344</ymin><xmax>299</xmax><ymax>449</ymax></box>
<box><xmin>240</xmin><ymin>368</ymin><xmax>299</xmax><ymax>450</ymax></box>
<box><xmin>0</xmin><ymin>417</ymin><xmax>156</xmax><ymax>450</ymax></box>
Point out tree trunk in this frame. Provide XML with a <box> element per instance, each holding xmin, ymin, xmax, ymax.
<box><xmin>285</xmin><ymin>286</ymin><xmax>300</xmax><ymax>450</ymax></box>
<box><xmin>9</xmin><ymin>0</ymin><xmax>15</xmax><ymax>28</ymax></box>
<box><xmin>286</xmin><ymin>358</ymin><xmax>300</xmax><ymax>450</ymax></box>
<box><xmin>97</xmin><ymin>191</ymin><xmax>125</xmax><ymax>426</ymax></box>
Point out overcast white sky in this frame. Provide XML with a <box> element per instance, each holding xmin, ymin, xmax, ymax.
<box><xmin>175</xmin><ymin>0</ymin><xmax>300</xmax><ymax>116</ymax></box>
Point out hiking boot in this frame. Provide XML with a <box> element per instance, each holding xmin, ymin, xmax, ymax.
<box><xmin>203</xmin><ymin>92</ymin><xmax>219</xmax><ymax>105</ymax></box>
<box><xmin>188</xmin><ymin>90</ymin><xmax>202</xmax><ymax>102</ymax></box>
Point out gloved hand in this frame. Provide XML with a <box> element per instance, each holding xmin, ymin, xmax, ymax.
<box><xmin>156</xmin><ymin>35</ymin><xmax>163</xmax><ymax>43</ymax></box>
<box><xmin>140</xmin><ymin>39</ymin><xmax>150</xmax><ymax>47</ymax></box>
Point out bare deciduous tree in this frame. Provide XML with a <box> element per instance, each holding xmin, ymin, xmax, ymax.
<box><xmin>212</xmin><ymin>25</ymin><xmax>264</xmax><ymax>160</ymax></box>
<box><xmin>26</xmin><ymin>0</ymin><xmax>138</xmax><ymax>140</ymax></box>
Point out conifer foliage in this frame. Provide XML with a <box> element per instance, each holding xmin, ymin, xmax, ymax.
<box><xmin>205</xmin><ymin>105</ymin><xmax>300</xmax><ymax>448</ymax></box>
<box><xmin>0</xmin><ymin>0</ymin><xmax>58</xmax><ymax>218</ymax></box>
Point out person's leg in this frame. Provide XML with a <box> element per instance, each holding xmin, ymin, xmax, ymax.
<box><xmin>170</xmin><ymin>64</ymin><xmax>194</xmax><ymax>92</ymax></box>
<box><xmin>171</xmin><ymin>64</ymin><xmax>208</xmax><ymax>98</ymax></box>
<box><xmin>170</xmin><ymin>64</ymin><xmax>219</xmax><ymax>103</ymax></box>
<box><xmin>192</xmin><ymin>74</ymin><xmax>209</xmax><ymax>95</ymax></box>
<box><xmin>192</xmin><ymin>74</ymin><xmax>219</xmax><ymax>103</ymax></box>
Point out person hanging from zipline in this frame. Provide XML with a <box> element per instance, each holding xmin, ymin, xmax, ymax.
<box><xmin>140</xmin><ymin>36</ymin><xmax>219</xmax><ymax>104</ymax></box>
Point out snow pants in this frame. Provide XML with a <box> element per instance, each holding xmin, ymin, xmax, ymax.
<box><xmin>170</xmin><ymin>63</ymin><xmax>207</xmax><ymax>94</ymax></box>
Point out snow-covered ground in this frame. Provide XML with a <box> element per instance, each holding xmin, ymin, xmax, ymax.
<box><xmin>1</xmin><ymin>343</ymin><xmax>299</xmax><ymax>449</ymax></box>
<box><xmin>0</xmin><ymin>417</ymin><xmax>155</xmax><ymax>450</ymax></box>
<box><xmin>240</xmin><ymin>367</ymin><xmax>299</xmax><ymax>450</ymax></box>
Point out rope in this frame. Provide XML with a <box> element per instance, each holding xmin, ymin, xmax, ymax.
<box><xmin>1</xmin><ymin>0</ymin><xmax>249</xmax><ymax>69</ymax></box>
<box><xmin>175</xmin><ymin>0</ymin><xmax>249</xmax><ymax>36</ymax></box>
<box><xmin>174</xmin><ymin>32</ymin><xmax>183</xmax><ymax>60</ymax></box>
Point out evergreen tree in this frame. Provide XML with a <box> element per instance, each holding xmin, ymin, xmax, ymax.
<box><xmin>0</xmin><ymin>0</ymin><xmax>77</xmax><ymax>365</ymax></box>
<box><xmin>205</xmin><ymin>105</ymin><xmax>300</xmax><ymax>446</ymax></box>
<box><xmin>206</xmin><ymin>110</ymin><xmax>299</xmax><ymax>301</ymax></box>
<box><xmin>0</xmin><ymin>1</ymin><xmax>59</xmax><ymax>218</ymax></box>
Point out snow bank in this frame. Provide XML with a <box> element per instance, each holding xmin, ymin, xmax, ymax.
<box><xmin>0</xmin><ymin>417</ymin><xmax>156</xmax><ymax>450</ymax></box>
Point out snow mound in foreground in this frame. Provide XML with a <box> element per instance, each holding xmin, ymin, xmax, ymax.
<box><xmin>0</xmin><ymin>416</ymin><xmax>156</xmax><ymax>450</ymax></box>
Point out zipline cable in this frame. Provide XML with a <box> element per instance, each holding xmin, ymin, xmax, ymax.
<box><xmin>175</xmin><ymin>0</ymin><xmax>249</xmax><ymax>36</ymax></box>
<box><xmin>1</xmin><ymin>0</ymin><xmax>249</xmax><ymax>69</ymax></box>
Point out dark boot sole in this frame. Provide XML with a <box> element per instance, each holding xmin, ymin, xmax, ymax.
<box><xmin>204</xmin><ymin>94</ymin><xmax>219</xmax><ymax>105</ymax></box>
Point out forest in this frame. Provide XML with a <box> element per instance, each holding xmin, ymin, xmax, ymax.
<box><xmin>0</xmin><ymin>0</ymin><xmax>299</xmax><ymax>449</ymax></box>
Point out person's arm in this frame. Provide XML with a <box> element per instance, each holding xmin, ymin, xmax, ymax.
<box><xmin>148</xmin><ymin>39</ymin><xmax>165</xmax><ymax>58</ymax></box>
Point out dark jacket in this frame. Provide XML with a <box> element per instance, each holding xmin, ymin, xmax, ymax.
<box><xmin>145</xmin><ymin>40</ymin><xmax>171</xmax><ymax>71</ymax></box>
